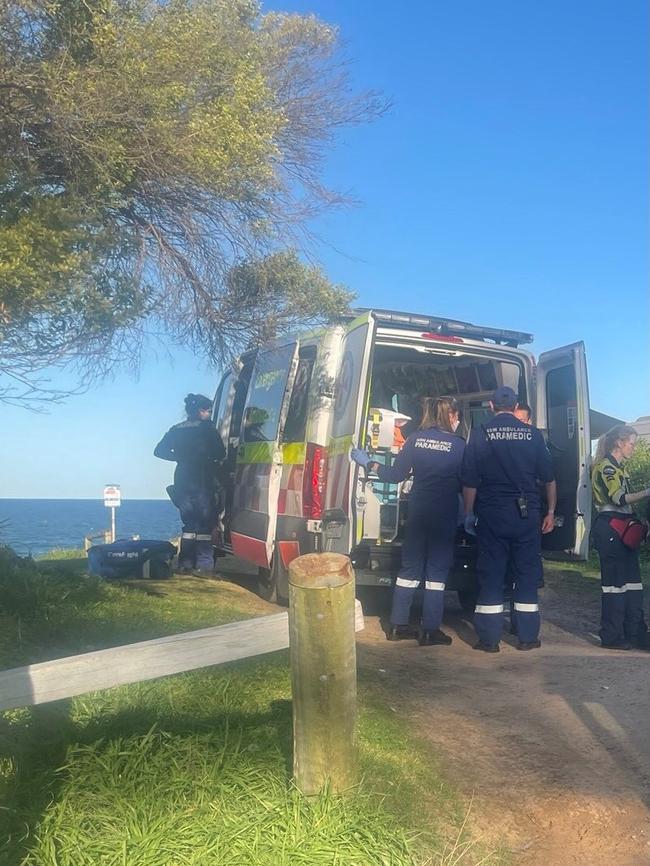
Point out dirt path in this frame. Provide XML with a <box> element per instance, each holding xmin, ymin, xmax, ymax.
<box><xmin>356</xmin><ymin>569</ymin><xmax>650</xmax><ymax>866</ymax></box>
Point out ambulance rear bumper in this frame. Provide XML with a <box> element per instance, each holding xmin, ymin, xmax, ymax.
<box><xmin>350</xmin><ymin>542</ymin><xmax>478</xmax><ymax>590</ymax></box>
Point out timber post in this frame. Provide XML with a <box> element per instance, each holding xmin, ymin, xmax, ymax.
<box><xmin>288</xmin><ymin>552</ymin><xmax>358</xmax><ymax>795</ymax></box>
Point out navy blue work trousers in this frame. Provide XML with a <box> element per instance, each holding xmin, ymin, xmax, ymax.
<box><xmin>474</xmin><ymin>503</ymin><xmax>542</xmax><ymax>645</ymax></box>
<box><xmin>390</xmin><ymin>508</ymin><xmax>456</xmax><ymax>630</ymax></box>
<box><xmin>592</xmin><ymin>515</ymin><xmax>646</xmax><ymax>645</ymax></box>
<box><xmin>176</xmin><ymin>486</ymin><xmax>218</xmax><ymax>571</ymax></box>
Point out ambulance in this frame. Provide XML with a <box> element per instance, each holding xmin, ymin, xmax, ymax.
<box><xmin>212</xmin><ymin>309</ymin><xmax>592</xmax><ymax>604</ymax></box>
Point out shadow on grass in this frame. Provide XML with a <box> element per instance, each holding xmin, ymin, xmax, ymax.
<box><xmin>0</xmin><ymin>700</ymin><xmax>75</xmax><ymax>866</ymax></box>
<box><xmin>0</xmin><ymin>693</ymin><xmax>294</xmax><ymax>866</ymax></box>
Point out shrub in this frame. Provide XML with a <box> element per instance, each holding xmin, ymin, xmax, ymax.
<box><xmin>627</xmin><ymin>439</ymin><xmax>650</xmax><ymax>519</ymax></box>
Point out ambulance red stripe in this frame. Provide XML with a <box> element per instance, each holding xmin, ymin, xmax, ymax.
<box><xmin>231</xmin><ymin>532</ymin><xmax>270</xmax><ymax>569</ymax></box>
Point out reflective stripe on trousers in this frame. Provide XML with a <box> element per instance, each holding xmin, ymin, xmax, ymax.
<box><xmin>390</xmin><ymin>510</ymin><xmax>455</xmax><ymax>631</ymax></box>
<box><xmin>602</xmin><ymin>583</ymin><xmax>643</xmax><ymax>593</ymax></box>
<box><xmin>474</xmin><ymin>503</ymin><xmax>542</xmax><ymax>646</ymax></box>
<box><xmin>593</xmin><ymin>515</ymin><xmax>646</xmax><ymax>645</ymax></box>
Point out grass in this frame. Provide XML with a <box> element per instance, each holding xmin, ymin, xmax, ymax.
<box><xmin>36</xmin><ymin>548</ymin><xmax>87</xmax><ymax>561</ymax></box>
<box><xmin>543</xmin><ymin>549</ymin><xmax>650</xmax><ymax>592</ymax></box>
<box><xmin>0</xmin><ymin>546</ymin><xmax>263</xmax><ymax>668</ymax></box>
<box><xmin>0</xmin><ymin>547</ymin><xmax>506</xmax><ymax>866</ymax></box>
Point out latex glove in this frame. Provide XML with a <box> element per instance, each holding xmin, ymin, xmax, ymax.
<box><xmin>464</xmin><ymin>513</ymin><xmax>477</xmax><ymax>536</ymax></box>
<box><xmin>350</xmin><ymin>447</ymin><xmax>370</xmax><ymax>468</ymax></box>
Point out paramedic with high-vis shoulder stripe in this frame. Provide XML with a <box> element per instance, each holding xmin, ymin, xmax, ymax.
<box><xmin>462</xmin><ymin>386</ymin><xmax>556</xmax><ymax>653</ymax></box>
<box><xmin>352</xmin><ymin>396</ymin><xmax>465</xmax><ymax>646</ymax></box>
<box><xmin>591</xmin><ymin>424</ymin><xmax>650</xmax><ymax>651</ymax></box>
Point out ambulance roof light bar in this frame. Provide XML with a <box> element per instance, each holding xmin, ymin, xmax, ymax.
<box><xmin>353</xmin><ymin>308</ymin><xmax>534</xmax><ymax>347</ymax></box>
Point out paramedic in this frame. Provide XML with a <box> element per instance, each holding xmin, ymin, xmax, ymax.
<box><xmin>591</xmin><ymin>425</ymin><xmax>650</xmax><ymax>650</ymax></box>
<box><xmin>155</xmin><ymin>393</ymin><xmax>226</xmax><ymax>574</ymax></box>
<box><xmin>352</xmin><ymin>396</ymin><xmax>465</xmax><ymax>646</ymax></box>
<box><xmin>514</xmin><ymin>402</ymin><xmax>532</xmax><ymax>425</ymax></box>
<box><xmin>462</xmin><ymin>386</ymin><xmax>556</xmax><ymax>652</ymax></box>
<box><xmin>509</xmin><ymin>400</ymin><xmax>532</xmax><ymax>635</ymax></box>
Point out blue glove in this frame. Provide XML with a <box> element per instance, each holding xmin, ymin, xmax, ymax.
<box><xmin>350</xmin><ymin>448</ymin><xmax>370</xmax><ymax>468</ymax></box>
<box><xmin>464</xmin><ymin>513</ymin><xmax>477</xmax><ymax>536</ymax></box>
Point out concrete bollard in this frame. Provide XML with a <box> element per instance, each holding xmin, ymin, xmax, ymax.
<box><xmin>288</xmin><ymin>552</ymin><xmax>358</xmax><ymax>795</ymax></box>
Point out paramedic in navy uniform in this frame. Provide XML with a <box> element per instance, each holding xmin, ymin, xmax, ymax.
<box><xmin>351</xmin><ymin>396</ymin><xmax>465</xmax><ymax>646</ymax></box>
<box><xmin>462</xmin><ymin>386</ymin><xmax>556</xmax><ymax>652</ymax></box>
<box><xmin>155</xmin><ymin>393</ymin><xmax>226</xmax><ymax>575</ymax></box>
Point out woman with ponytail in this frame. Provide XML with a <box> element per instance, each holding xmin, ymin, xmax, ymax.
<box><xmin>591</xmin><ymin>424</ymin><xmax>650</xmax><ymax>649</ymax></box>
<box><xmin>351</xmin><ymin>396</ymin><xmax>465</xmax><ymax>646</ymax></box>
<box><xmin>155</xmin><ymin>393</ymin><xmax>226</xmax><ymax>575</ymax></box>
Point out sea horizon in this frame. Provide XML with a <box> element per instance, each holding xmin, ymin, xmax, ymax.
<box><xmin>0</xmin><ymin>496</ymin><xmax>169</xmax><ymax>501</ymax></box>
<box><xmin>0</xmin><ymin>498</ymin><xmax>180</xmax><ymax>557</ymax></box>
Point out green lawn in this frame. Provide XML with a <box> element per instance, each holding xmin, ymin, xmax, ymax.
<box><xmin>0</xmin><ymin>547</ymin><xmax>506</xmax><ymax>866</ymax></box>
<box><xmin>543</xmin><ymin>549</ymin><xmax>650</xmax><ymax>592</ymax></box>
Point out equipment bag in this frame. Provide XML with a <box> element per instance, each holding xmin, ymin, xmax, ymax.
<box><xmin>608</xmin><ymin>517</ymin><xmax>648</xmax><ymax>551</ymax></box>
<box><xmin>88</xmin><ymin>539</ymin><xmax>177</xmax><ymax>579</ymax></box>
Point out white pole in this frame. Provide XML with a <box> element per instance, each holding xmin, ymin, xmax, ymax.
<box><xmin>111</xmin><ymin>506</ymin><xmax>116</xmax><ymax>543</ymax></box>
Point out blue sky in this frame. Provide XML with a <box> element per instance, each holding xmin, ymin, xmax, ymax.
<box><xmin>2</xmin><ymin>0</ymin><xmax>648</xmax><ymax>499</ymax></box>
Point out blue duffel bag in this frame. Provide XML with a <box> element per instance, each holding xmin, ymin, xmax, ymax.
<box><xmin>87</xmin><ymin>539</ymin><xmax>177</xmax><ymax>580</ymax></box>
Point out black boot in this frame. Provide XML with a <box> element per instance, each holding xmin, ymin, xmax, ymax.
<box><xmin>516</xmin><ymin>640</ymin><xmax>541</xmax><ymax>651</ymax></box>
<box><xmin>601</xmin><ymin>639</ymin><xmax>632</xmax><ymax>650</ymax></box>
<box><xmin>386</xmin><ymin>625</ymin><xmax>416</xmax><ymax>642</ymax></box>
<box><xmin>631</xmin><ymin>632</ymin><xmax>650</xmax><ymax>651</ymax></box>
<box><xmin>473</xmin><ymin>640</ymin><xmax>500</xmax><ymax>653</ymax></box>
<box><xmin>418</xmin><ymin>629</ymin><xmax>452</xmax><ymax>646</ymax></box>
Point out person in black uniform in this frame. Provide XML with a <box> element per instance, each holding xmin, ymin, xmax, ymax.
<box><xmin>155</xmin><ymin>393</ymin><xmax>225</xmax><ymax>574</ymax></box>
<box><xmin>509</xmin><ymin>399</ymin><xmax>532</xmax><ymax>635</ymax></box>
<box><xmin>591</xmin><ymin>424</ymin><xmax>650</xmax><ymax>650</ymax></box>
<box><xmin>462</xmin><ymin>386</ymin><xmax>556</xmax><ymax>652</ymax></box>
<box><xmin>352</xmin><ymin>396</ymin><xmax>465</xmax><ymax>646</ymax></box>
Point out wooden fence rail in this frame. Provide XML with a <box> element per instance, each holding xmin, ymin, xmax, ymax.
<box><xmin>0</xmin><ymin>601</ymin><xmax>364</xmax><ymax>712</ymax></box>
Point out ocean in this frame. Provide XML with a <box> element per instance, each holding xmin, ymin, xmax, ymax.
<box><xmin>0</xmin><ymin>499</ymin><xmax>180</xmax><ymax>558</ymax></box>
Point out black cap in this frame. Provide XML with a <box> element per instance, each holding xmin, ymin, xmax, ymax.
<box><xmin>184</xmin><ymin>393</ymin><xmax>213</xmax><ymax>418</ymax></box>
<box><xmin>491</xmin><ymin>386</ymin><xmax>518</xmax><ymax>409</ymax></box>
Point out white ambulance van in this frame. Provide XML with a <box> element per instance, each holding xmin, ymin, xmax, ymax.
<box><xmin>212</xmin><ymin>309</ymin><xmax>591</xmax><ymax>604</ymax></box>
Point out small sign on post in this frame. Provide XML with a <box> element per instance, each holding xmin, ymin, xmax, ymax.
<box><xmin>103</xmin><ymin>484</ymin><xmax>121</xmax><ymax>543</ymax></box>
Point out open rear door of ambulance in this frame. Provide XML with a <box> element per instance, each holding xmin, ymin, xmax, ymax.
<box><xmin>229</xmin><ymin>341</ymin><xmax>298</xmax><ymax>569</ymax></box>
<box><xmin>536</xmin><ymin>341</ymin><xmax>591</xmax><ymax>559</ymax></box>
<box><xmin>323</xmin><ymin>311</ymin><xmax>376</xmax><ymax>555</ymax></box>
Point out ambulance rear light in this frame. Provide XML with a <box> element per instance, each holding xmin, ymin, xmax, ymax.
<box><xmin>303</xmin><ymin>443</ymin><xmax>327</xmax><ymax>520</ymax></box>
<box><xmin>421</xmin><ymin>332</ymin><xmax>464</xmax><ymax>343</ymax></box>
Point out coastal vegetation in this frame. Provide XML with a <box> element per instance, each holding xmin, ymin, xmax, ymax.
<box><xmin>0</xmin><ymin>0</ymin><xmax>384</xmax><ymax>405</ymax></box>
<box><xmin>0</xmin><ymin>549</ymin><xmax>505</xmax><ymax>866</ymax></box>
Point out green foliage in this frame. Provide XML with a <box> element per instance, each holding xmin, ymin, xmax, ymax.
<box><xmin>212</xmin><ymin>249</ymin><xmax>354</xmax><ymax>357</ymax></box>
<box><xmin>0</xmin><ymin>0</ymin><xmax>378</xmax><ymax>403</ymax></box>
<box><xmin>627</xmin><ymin>438</ymin><xmax>650</xmax><ymax>517</ymax></box>
<box><xmin>0</xmin><ymin>547</ymin><xmax>100</xmax><ymax>623</ymax></box>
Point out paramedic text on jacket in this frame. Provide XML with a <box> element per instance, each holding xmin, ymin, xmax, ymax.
<box><xmin>352</xmin><ymin>396</ymin><xmax>465</xmax><ymax>646</ymax></box>
<box><xmin>461</xmin><ymin>386</ymin><xmax>557</xmax><ymax>652</ymax></box>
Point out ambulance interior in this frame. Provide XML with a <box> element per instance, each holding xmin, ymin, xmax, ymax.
<box><xmin>360</xmin><ymin>338</ymin><xmax>587</xmax><ymax>568</ymax></box>
<box><xmin>360</xmin><ymin>344</ymin><xmax>527</xmax><ymax>551</ymax></box>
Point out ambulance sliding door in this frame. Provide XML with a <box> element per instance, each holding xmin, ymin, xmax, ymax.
<box><xmin>229</xmin><ymin>341</ymin><xmax>298</xmax><ymax>569</ymax></box>
<box><xmin>323</xmin><ymin>312</ymin><xmax>376</xmax><ymax>555</ymax></box>
<box><xmin>536</xmin><ymin>341</ymin><xmax>591</xmax><ymax>559</ymax></box>
<box><xmin>211</xmin><ymin>368</ymin><xmax>236</xmax><ymax>541</ymax></box>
